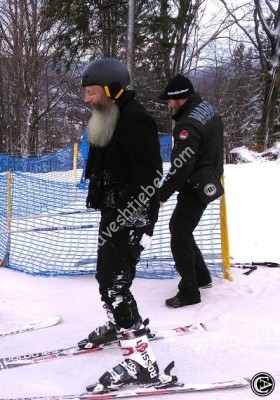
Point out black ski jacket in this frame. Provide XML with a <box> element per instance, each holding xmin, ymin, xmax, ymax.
<box><xmin>160</xmin><ymin>93</ymin><xmax>224</xmax><ymax>202</ymax></box>
<box><xmin>85</xmin><ymin>90</ymin><xmax>163</xmax><ymax>232</ymax></box>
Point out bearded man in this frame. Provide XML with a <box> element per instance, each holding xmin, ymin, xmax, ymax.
<box><xmin>78</xmin><ymin>58</ymin><xmax>168</xmax><ymax>393</ymax></box>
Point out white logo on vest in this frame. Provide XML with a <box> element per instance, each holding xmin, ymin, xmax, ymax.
<box><xmin>204</xmin><ymin>183</ymin><xmax>217</xmax><ymax>196</ymax></box>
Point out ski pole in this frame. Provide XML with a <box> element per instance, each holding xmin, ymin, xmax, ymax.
<box><xmin>230</xmin><ymin>263</ymin><xmax>257</xmax><ymax>275</ymax></box>
<box><xmin>252</xmin><ymin>261</ymin><xmax>280</xmax><ymax>268</ymax></box>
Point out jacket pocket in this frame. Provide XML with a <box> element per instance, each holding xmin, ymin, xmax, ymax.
<box><xmin>188</xmin><ymin>166</ymin><xmax>224</xmax><ymax>205</ymax></box>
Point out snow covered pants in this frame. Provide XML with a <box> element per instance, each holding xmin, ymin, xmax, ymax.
<box><xmin>95</xmin><ymin>209</ymin><xmax>146</xmax><ymax>330</ymax></box>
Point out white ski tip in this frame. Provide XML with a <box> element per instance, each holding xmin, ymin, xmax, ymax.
<box><xmin>0</xmin><ymin>315</ymin><xmax>62</xmax><ymax>337</ymax></box>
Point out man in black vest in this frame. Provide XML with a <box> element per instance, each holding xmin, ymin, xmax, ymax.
<box><xmin>159</xmin><ymin>74</ymin><xmax>224</xmax><ymax>308</ymax></box>
<box><xmin>78</xmin><ymin>58</ymin><xmax>167</xmax><ymax>392</ymax></box>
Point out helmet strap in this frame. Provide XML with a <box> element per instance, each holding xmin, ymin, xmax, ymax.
<box><xmin>104</xmin><ymin>85</ymin><xmax>111</xmax><ymax>98</ymax></box>
<box><xmin>104</xmin><ymin>84</ymin><xmax>125</xmax><ymax>101</ymax></box>
<box><xmin>114</xmin><ymin>88</ymin><xmax>124</xmax><ymax>100</ymax></box>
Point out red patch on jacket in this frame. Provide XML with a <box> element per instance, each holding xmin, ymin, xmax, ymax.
<box><xmin>179</xmin><ymin>130</ymin><xmax>189</xmax><ymax>140</ymax></box>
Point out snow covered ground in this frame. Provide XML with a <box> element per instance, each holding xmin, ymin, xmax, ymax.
<box><xmin>1</xmin><ymin>160</ymin><xmax>280</xmax><ymax>400</ymax></box>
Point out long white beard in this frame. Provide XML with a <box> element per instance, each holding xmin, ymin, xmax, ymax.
<box><xmin>87</xmin><ymin>103</ymin><xmax>120</xmax><ymax>147</ymax></box>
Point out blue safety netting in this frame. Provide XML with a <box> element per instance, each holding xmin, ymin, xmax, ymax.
<box><xmin>0</xmin><ymin>134</ymin><xmax>224</xmax><ymax>278</ymax></box>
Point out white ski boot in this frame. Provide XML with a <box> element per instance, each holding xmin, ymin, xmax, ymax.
<box><xmin>86</xmin><ymin>322</ymin><xmax>160</xmax><ymax>392</ymax></box>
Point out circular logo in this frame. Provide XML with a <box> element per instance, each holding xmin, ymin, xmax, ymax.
<box><xmin>250</xmin><ymin>372</ymin><xmax>275</xmax><ymax>396</ymax></box>
<box><xmin>204</xmin><ymin>183</ymin><xmax>217</xmax><ymax>196</ymax></box>
<box><xmin>179</xmin><ymin>130</ymin><xmax>189</xmax><ymax>140</ymax></box>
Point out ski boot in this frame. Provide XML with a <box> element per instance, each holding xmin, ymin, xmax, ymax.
<box><xmin>78</xmin><ymin>318</ymin><xmax>152</xmax><ymax>349</ymax></box>
<box><xmin>78</xmin><ymin>320</ymin><xmax>117</xmax><ymax>349</ymax></box>
<box><xmin>87</xmin><ymin>360</ymin><xmax>179</xmax><ymax>394</ymax></box>
<box><xmin>86</xmin><ymin>321</ymin><xmax>163</xmax><ymax>393</ymax></box>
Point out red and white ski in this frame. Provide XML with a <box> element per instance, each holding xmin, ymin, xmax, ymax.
<box><xmin>0</xmin><ymin>377</ymin><xmax>250</xmax><ymax>400</ymax></box>
<box><xmin>0</xmin><ymin>323</ymin><xmax>205</xmax><ymax>370</ymax></box>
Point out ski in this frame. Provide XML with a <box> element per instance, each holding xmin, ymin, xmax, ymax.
<box><xmin>0</xmin><ymin>316</ymin><xmax>62</xmax><ymax>338</ymax></box>
<box><xmin>0</xmin><ymin>322</ymin><xmax>206</xmax><ymax>370</ymax></box>
<box><xmin>0</xmin><ymin>378</ymin><xmax>250</xmax><ymax>400</ymax></box>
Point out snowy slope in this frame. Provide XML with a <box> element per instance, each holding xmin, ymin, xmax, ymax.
<box><xmin>1</xmin><ymin>161</ymin><xmax>280</xmax><ymax>400</ymax></box>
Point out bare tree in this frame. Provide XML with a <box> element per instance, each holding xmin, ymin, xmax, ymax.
<box><xmin>1</xmin><ymin>0</ymin><xmax>278</xmax><ymax>158</ymax></box>
<box><xmin>218</xmin><ymin>0</ymin><xmax>280</xmax><ymax>149</ymax></box>
<box><xmin>127</xmin><ymin>0</ymin><xmax>136</xmax><ymax>86</ymax></box>
<box><xmin>0</xmin><ymin>0</ymin><xmax>82</xmax><ymax>156</ymax></box>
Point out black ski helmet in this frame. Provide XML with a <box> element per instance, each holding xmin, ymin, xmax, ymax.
<box><xmin>81</xmin><ymin>58</ymin><xmax>130</xmax><ymax>100</ymax></box>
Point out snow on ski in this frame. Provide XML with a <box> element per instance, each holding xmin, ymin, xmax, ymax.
<box><xmin>0</xmin><ymin>378</ymin><xmax>250</xmax><ymax>400</ymax></box>
<box><xmin>0</xmin><ymin>323</ymin><xmax>206</xmax><ymax>370</ymax></box>
<box><xmin>0</xmin><ymin>316</ymin><xmax>62</xmax><ymax>338</ymax></box>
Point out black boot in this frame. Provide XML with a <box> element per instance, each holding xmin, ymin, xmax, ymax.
<box><xmin>78</xmin><ymin>321</ymin><xmax>118</xmax><ymax>349</ymax></box>
<box><xmin>78</xmin><ymin>318</ymin><xmax>152</xmax><ymax>349</ymax></box>
<box><xmin>165</xmin><ymin>289</ymin><xmax>201</xmax><ymax>308</ymax></box>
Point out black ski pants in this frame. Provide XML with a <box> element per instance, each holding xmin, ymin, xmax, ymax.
<box><xmin>95</xmin><ymin>209</ymin><xmax>145</xmax><ymax>329</ymax></box>
<box><xmin>169</xmin><ymin>188</ymin><xmax>211</xmax><ymax>295</ymax></box>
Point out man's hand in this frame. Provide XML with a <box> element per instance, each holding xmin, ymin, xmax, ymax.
<box><xmin>160</xmin><ymin>201</ymin><xmax>165</xmax><ymax>208</ymax></box>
